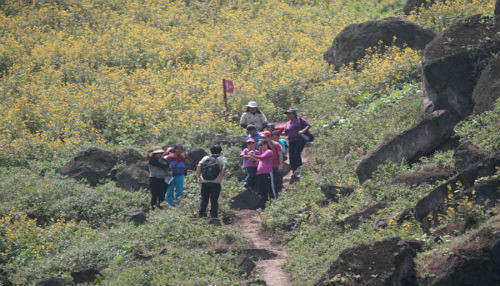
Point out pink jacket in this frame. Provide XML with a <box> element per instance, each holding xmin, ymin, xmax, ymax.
<box><xmin>256</xmin><ymin>149</ymin><xmax>273</xmax><ymax>175</ymax></box>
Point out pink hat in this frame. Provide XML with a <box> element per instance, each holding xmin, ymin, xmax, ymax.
<box><xmin>246</xmin><ymin>138</ymin><xmax>256</xmax><ymax>143</ymax></box>
<box><xmin>262</xmin><ymin>131</ymin><xmax>271</xmax><ymax>138</ymax></box>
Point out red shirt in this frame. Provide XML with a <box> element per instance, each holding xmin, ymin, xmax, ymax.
<box><xmin>270</xmin><ymin>142</ymin><xmax>283</xmax><ymax>168</ymax></box>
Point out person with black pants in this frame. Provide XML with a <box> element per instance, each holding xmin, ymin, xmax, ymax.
<box><xmin>197</xmin><ymin>145</ymin><xmax>227</xmax><ymax>218</ymax></box>
<box><xmin>148</xmin><ymin>147</ymin><xmax>171</xmax><ymax>210</ymax></box>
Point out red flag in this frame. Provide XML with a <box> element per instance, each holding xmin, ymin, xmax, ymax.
<box><xmin>224</xmin><ymin>79</ymin><xmax>234</xmax><ymax>93</ymax></box>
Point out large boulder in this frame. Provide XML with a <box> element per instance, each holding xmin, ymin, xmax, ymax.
<box><xmin>324</xmin><ymin>17</ymin><xmax>435</xmax><ymax>69</ymax></box>
<box><xmin>320</xmin><ymin>184</ymin><xmax>355</xmax><ymax>202</ymax></box>
<box><xmin>472</xmin><ymin>56</ymin><xmax>500</xmax><ymax>114</ymax></box>
<box><xmin>315</xmin><ymin>237</ymin><xmax>422</xmax><ymax>286</ymax></box>
<box><xmin>420</xmin><ymin>14</ymin><xmax>500</xmax><ymax>121</ymax></box>
<box><xmin>61</xmin><ymin>148</ymin><xmax>117</xmax><ymax>186</ymax></box>
<box><xmin>415</xmin><ymin>152</ymin><xmax>500</xmax><ymax>231</ymax></box>
<box><xmin>186</xmin><ymin>148</ymin><xmax>208</xmax><ymax>170</ymax></box>
<box><xmin>356</xmin><ymin>110</ymin><xmax>455</xmax><ymax>183</ymax></box>
<box><xmin>115</xmin><ymin>163</ymin><xmax>149</xmax><ymax>191</ymax></box>
<box><xmin>116</xmin><ymin>148</ymin><xmax>143</xmax><ymax>165</ymax></box>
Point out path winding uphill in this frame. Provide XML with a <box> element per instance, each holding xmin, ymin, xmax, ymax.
<box><xmin>230</xmin><ymin>123</ymin><xmax>311</xmax><ymax>285</ymax></box>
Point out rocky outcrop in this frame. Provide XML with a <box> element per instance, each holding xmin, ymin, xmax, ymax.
<box><xmin>320</xmin><ymin>184</ymin><xmax>354</xmax><ymax>202</ymax></box>
<box><xmin>61</xmin><ymin>148</ymin><xmax>118</xmax><ymax>186</ymax></box>
<box><xmin>70</xmin><ymin>266</ymin><xmax>101</xmax><ymax>284</ymax></box>
<box><xmin>472</xmin><ymin>56</ymin><xmax>500</xmax><ymax>114</ymax></box>
<box><xmin>453</xmin><ymin>142</ymin><xmax>489</xmax><ymax>172</ymax></box>
<box><xmin>116</xmin><ymin>148</ymin><xmax>143</xmax><ymax>165</ymax></box>
<box><xmin>356</xmin><ymin>110</ymin><xmax>455</xmax><ymax>183</ymax></box>
<box><xmin>230</xmin><ymin>190</ymin><xmax>262</xmax><ymax>210</ymax></box>
<box><xmin>393</xmin><ymin>167</ymin><xmax>455</xmax><ymax>186</ymax></box>
<box><xmin>315</xmin><ymin>237</ymin><xmax>423</xmax><ymax>286</ymax></box>
<box><xmin>420</xmin><ymin>14</ymin><xmax>500</xmax><ymax>121</ymax></box>
<box><xmin>415</xmin><ymin>153</ymin><xmax>500</xmax><ymax>231</ymax></box>
<box><xmin>324</xmin><ymin>17</ymin><xmax>435</xmax><ymax>69</ymax></box>
<box><xmin>115</xmin><ymin>163</ymin><xmax>149</xmax><ymax>191</ymax></box>
<box><xmin>420</xmin><ymin>226</ymin><xmax>500</xmax><ymax>286</ymax></box>
<box><xmin>122</xmin><ymin>210</ymin><xmax>147</xmax><ymax>226</ymax></box>
<box><xmin>186</xmin><ymin>148</ymin><xmax>208</xmax><ymax>170</ymax></box>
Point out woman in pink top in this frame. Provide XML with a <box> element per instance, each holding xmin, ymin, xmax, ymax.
<box><xmin>250</xmin><ymin>139</ymin><xmax>276</xmax><ymax>209</ymax></box>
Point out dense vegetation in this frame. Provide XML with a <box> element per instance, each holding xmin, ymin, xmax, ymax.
<box><xmin>1</xmin><ymin>0</ymin><xmax>499</xmax><ymax>285</ymax></box>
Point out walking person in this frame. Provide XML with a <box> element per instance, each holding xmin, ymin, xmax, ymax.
<box><xmin>284</xmin><ymin>109</ymin><xmax>312</xmax><ymax>172</ymax></box>
<box><xmin>148</xmin><ymin>147</ymin><xmax>171</xmax><ymax>210</ymax></box>
<box><xmin>165</xmin><ymin>144</ymin><xmax>186</xmax><ymax>206</ymax></box>
<box><xmin>250</xmin><ymin>139</ymin><xmax>275</xmax><ymax>210</ymax></box>
<box><xmin>240</xmin><ymin>139</ymin><xmax>259</xmax><ymax>190</ymax></box>
<box><xmin>240</xmin><ymin>101</ymin><xmax>268</xmax><ymax>131</ymax></box>
<box><xmin>197</xmin><ymin>145</ymin><xmax>227</xmax><ymax>218</ymax></box>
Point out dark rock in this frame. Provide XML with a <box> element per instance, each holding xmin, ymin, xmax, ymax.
<box><xmin>374</xmin><ymin>208</ymin><xmax>415</xmax><ymax>230</ymax></box>
<box><xmin>230</xmin><ymin>190</ymin><xmax>261</xmax><ymax>210</ymax></box>
<box><xmin>339</xmin><ymin>201</ymin><xmax>388</xmax><ymax>230</ymax></box>
<box><xmin>227</xmin><ymin>256</ymin><xmax>256</xmax><ymax>277</ymax></box>
<box><xmin>70</xmin><ymin>266</ymin><xmax>100</xmax><ymax>284</ymax></box>
<box><xmin>220</xmin><ymin>209</ymin><xmax>237</xmax><ymax>225</ymax></box>
<box><xmin>247</xmin><ymin>279</ymin><xmax>267</xmax><ymax>285</ymax></box>
<box><xmin>356</xmin><ymin>110</ymin><xmax>455</xmax><ymax>183</ymax></box>
<box><xmin>453</xmin><ymin>142</ymin><xmax>490</xmax><ymax>172</ymax></box>
<box><xmin>432</xmin><ymin>249</ymin><xmax>500</xmax><ymax>286</ymax></box>
<box><xmin>403</xmin><ymin>0</ymin><xmax>439</xmax><ymax>15</ymax></box>
<box><xmin>420</xmin><ymin>14</ymin><xmax>500</xmax><ymax>120</ymax></box>
<box><xmin>324</xmin><ymin>17</ymin><xmax>435</xmax><ymax>69</ymax></box>
<box><xmin>214</xmin><ymin>135</ymin><xmax>247</xmax><ymax>148</ymax></box>
<box><xmin>433</xmin><ymin>135</ymin><xmax>461</xmax><ymax>153</ymax></box>
<box><xmin>393</xmin><ymin>167</ymin><xmax>455</xmax><ymax>186</ymax></box>
<box><xmin>122</xmin><ymin>210</ymin><xmax>147</xmax><ymax>226</ymax></box>
<box><xmin>116</xmin><ymin>148</ymin><xmax>143</xmax><ymax>165</ymax></box>
<box><xmin>209</xmin><ymin>217</ymin><xmax>222</xmax><ymax>226</ymax></box>
<box><xmin>36</xmin><ymin>277</ymin><xmax>75</xmax><ymax>286</ymax></box>
<box><xmin>115</xmin><ymin>163</ymin><xmax>149</xmax><ymax>191</ymax></box>
<box><xmin>472</xmin><ymin>57</ymin><xmax>500</xmax><ymax>114</ymax></box>
<box><xmin>315</xmin><ymin>237</ymin><xmax>421</xmax><ymax>286</ymax></box>
<box><xmin>415</xmin><ymin>153</ymin><xmax>500</xmax><ymax>231</ymax></box>
<box><xmin>227</xmin><ymin>168</ymin><xmax>246</xmax><ymax>182</ymax></box>
<box><xmin>186</xmin><ymin>148</ymin><xmax>208</xmax><ymax>170</ymax></box>
<box><xmin>320</xmin><ymin>184</ymin><xmax>355</xmax><ymax>202</ymax></box>
<box><xmin>61</xmin><ymin>148</ymin><xmax>118</xmax><ymax>186</ymax></box>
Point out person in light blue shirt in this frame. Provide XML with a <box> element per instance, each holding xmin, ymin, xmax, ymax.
<box><xmin>246</xmin><ymin>125</ymin><xmax>262</xmax><ymax>150</ymax></box>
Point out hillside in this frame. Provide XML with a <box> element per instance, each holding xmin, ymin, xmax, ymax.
<box><xmin>1</xmin><ymin>0</ymin><xmax>500</xmax><ymax>285</ymax></box>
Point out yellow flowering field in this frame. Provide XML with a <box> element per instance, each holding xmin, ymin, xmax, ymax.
<box><xmin>0</xmin><ymin>0</ymin><xmax>493</xmax><ymax>165</ymax></box>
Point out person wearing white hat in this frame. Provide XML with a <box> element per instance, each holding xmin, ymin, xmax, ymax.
<box><xmin>148</xmin><ymin>147</ymin><xmax>171</xmax><ymax>210</ymax></box>
<box><xmin>239</xmin><ymin>101</ymin><xmax>268</xmax><ymax>131</ymax></box>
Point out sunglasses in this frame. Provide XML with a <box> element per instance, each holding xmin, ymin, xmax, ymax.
<box><xmin>259</xmin><ymin>144</ymin><xmax>266</xmax><ymax>147</ymax></box>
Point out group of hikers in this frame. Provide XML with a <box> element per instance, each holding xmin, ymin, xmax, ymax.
<box><xmin>148</xmin><ymin>101</ymin><xmax>312</xmax><ymax>219</ymax></box>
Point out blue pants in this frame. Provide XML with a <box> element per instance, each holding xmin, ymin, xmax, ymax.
<box><xmin>166</xmin><ymin>175</ymin><xmax>184</xmax><ymax>206</ymax></box>
<box><xmin>244</xmin><ymin>167</ymin><xmax>257</xmax><ymax>189</ymax></box>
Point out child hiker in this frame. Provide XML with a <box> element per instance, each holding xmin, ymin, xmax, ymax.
<box><xmin>240</xmin><ymin>139</ymin><xmax>259</xmax><ymax>191</ymax></box>
<box><xmin>165</xmin><ymin>144</ymin><xmax>186</xmax><ymax>206</ymax></box>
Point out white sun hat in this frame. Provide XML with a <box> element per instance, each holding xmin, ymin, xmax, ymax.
<box><xmin>247</xmin><ymin>101</ymin><xmax>258</xmax><ymax>108</ymax></box>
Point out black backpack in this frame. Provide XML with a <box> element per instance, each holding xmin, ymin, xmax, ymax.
<box><xmin>201</xmin><ymin>155</ymin><xmax>221</xmax><ymax>180</ymax></box>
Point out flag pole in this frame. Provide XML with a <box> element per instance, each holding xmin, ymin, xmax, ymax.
<box><xmin>222</xmin><ymin>79</ymin><xmax>229</xmax><ymax>121</ymax></box>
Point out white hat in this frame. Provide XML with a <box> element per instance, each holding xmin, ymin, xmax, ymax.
<box><xmin>151</xmin><ymin>147</ymin><xmax>164</xmax><ymax>154</ymax></box>
<box><xmin>247</xmin><ymin>101</ymin><xmax>258</xmax><ymax>108</ymax></box>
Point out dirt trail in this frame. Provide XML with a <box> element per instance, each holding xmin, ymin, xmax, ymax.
<box><xmin>231</xmin><ymin>123</ymin><xmax>312</xmax><ymax>285</ymax></box>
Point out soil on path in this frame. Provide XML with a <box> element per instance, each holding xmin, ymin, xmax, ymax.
<box><xmin>230</xmin><ymin>123</ymin><xmax>311</xmax><ymax>285</ymax></box>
